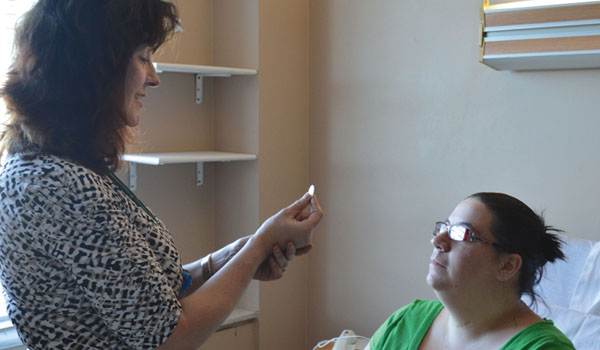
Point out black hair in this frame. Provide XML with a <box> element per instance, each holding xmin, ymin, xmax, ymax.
<box><xmin>468</xmin><ymin>192</ymin><xmax>565</xmax><ymax>306</ymax></box>
<box><xmin>1</xmin><ymin>0</ymin><xmax>179</xmax><ymax>174</ymax></box>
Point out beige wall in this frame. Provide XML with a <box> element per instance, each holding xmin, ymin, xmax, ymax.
<box><xmin>153</xmin><ymin>0</ymin><xmax>213</xmax><ymax>65</ymax></box>
<box><xmin>257</xmin><ymin>1</ymin><xmax>311</xmax><ymax>350</ymax></box>
<box><xmin>308</xmin><ymin>0</ymin><xmax>600</xmax><ymax>346</ymax></box>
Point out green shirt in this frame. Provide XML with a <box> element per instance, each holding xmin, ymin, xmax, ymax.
<box><xmin>370</xmin><ymin>299</ymin><xmax>575</xmax><ymax>350</ymax></box>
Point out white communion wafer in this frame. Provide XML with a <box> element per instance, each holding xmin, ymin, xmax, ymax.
<box><xmin>308</xmin><ymin>184</ymin><xmax>315</xmax><ymax>196</ymax></box>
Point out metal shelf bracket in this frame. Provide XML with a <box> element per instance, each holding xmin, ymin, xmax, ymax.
<box><xmin>129</xmin><ymin>162</ymin><xmax>137</xmax><ymax>191</ymax></box>
<box><xmin>127</xmin><ymin>162</ymin><xmax>205</xmax><ymax>191</ymax></box>
<box><xmin>196</xmin><ymin>162</ymin><xmax>204</xmax><ymax>185</ymax></box>
<box><xmin>195</xmin><ymin>73</ymin><xmax>232</xmax><ymax>104</ymax></box>
<box><xmin>196</xmin><ymin>74</ymin><xmax>203</xmax><ymax>104</ymax></box>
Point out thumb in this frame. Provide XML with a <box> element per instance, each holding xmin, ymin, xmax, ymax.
<box><xmin>285</xmin><ymin>193</ymin><xmax>312</xmax><ymax>216</ymax></box>
<box><xmin>295</xmin><ymin>243</ymin><xmax>313</xmax><ymax>256</ymax></box>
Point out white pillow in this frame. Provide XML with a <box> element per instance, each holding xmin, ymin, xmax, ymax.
<box><xmin>523</xmin><ymin>235</ymin><xmax>600</xmax><ymax>349</ymax></box>
<box><xmin>573</xmin><ymin>313</ymin><xmax>600</xmax><ymax>350</ymax></box>
<box><xmin>532</xmin><ymin>302</ymin><xmax>600</xmax><ymax>349</ymax></box>
<box><xmin>539</xmin><ymin>303</ymin><xmax>585</xmax><ymax>341</ymax></box>
<box><xmin>570</xmin><ymin>240</ymin><xmax>600</xmax><ymax>315</ymax></box>
<box><xmin>535</xmin><ymin>235</ymin><xmax>593</xmax><ymax>309</ymax></box>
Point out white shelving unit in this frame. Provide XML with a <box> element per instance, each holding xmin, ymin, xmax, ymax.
<box><xmin>126</xmin><ymin>62</ymin><xmax>258</xmax><ymax>189</ymax></box>
<box><xmin>136</xmin><ymin>59</ymin><xmax>261</xmax><ymax>331</ymax></box>
<box><xmin>153</xmin><ymin>62</ymin><xmax>257</xmax><ymax>103</ymax></box>
<box><xmin>124</xmin><ymin>151</ymin><xmax>257</xmax><ymax>190</ymax></box>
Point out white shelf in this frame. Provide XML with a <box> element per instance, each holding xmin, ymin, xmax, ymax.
<box><xmin>220</xmin><ymin>308</ymin><xmax>259</xmax><ymax>329</ymax></box>
<box><xmin>153</xmin><ymin>62</ymin><xmax>257</xmax><ymax>76</ymax></box>
<box><xmin>123</xmin><ymin>151</ymin><xmax>257</xmax><ymax>190</ymax></box>
<box><xmin>153</xmin><ymin>62</ymin><xmax>257</xmax><ymax>103</ymax></box>
<box><xmin>123</xmin><ymin>151</ymin><xmax>257</xmax><ymax>165</ymax></box>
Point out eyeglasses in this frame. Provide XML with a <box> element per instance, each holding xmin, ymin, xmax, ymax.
<box><xmin>433</xmin><ymin>221</ymin><xmax>508</xmax><ymax>250</ymax></box>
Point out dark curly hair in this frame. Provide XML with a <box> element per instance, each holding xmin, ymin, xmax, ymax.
<box><xmin>0</xmin><ymin>0</ymin><xmax>179</xmax><ymax>174</ymax></box>
<box><xmin>468</xmin><ymin>192</ymin><xmax>565</xmax><ymax>306</ymax></box>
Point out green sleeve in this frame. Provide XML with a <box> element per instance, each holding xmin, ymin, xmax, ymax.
<box><xmin>500</xmin><ymin>320</ymin><xmax>575</xmax><ymax>350</ymax></box>
<box><xmin>370</xmin><ymin>300</ymin><xmax>443</xmax><ymax>350</ymax></box>
<box><xmin>369</xmin><ymin>303</ymin><xmax>411</xmax><ymax>349</ymax></box>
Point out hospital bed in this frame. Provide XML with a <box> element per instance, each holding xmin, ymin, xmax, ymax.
<box><xmin>318</xmin><ymin>234</ymin><xmax>600</xmax><ymax>350</ymax></box>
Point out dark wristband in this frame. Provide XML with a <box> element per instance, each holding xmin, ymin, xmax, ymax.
<box><xmin>180</xmin><ymin>269</ymin><xmax>192</xmax><ymax>296</ymax></box>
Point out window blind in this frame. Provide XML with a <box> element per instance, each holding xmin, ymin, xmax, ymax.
<box><xmin>0</xmin><ymin>0</ymin><xmax>38</xmax><ymax>323</ymax></box>
<box><xmin>0</xmin><ymin>3</ymin><xmax>39</xmax><ymax>347</ymax></box>
<box><xmin>0</xmin><ymin>0</ymin><xmax>37</xmax><ymax>124</ymax></box>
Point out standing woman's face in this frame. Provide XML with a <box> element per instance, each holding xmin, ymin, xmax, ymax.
<box><xmin>124</xmin><ymin>45</ymin><xmax>160</xmax><ymax>127</ymax></box>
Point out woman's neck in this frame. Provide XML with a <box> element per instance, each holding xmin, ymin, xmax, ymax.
<box><xmin>435</xmin><ymin>289</ymin><xmax>541</xmax><ymax>346</ymax></box>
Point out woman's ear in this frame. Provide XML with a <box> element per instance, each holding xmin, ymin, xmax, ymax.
<box><xmin>497</xmin><ymin>253</ymin><xmax>522</xmax><ymax>282</ymax></box>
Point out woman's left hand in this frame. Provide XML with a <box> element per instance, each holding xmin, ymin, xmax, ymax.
<box><xmin>253</xmin><ymin>241</ymin><xmax>312</xmax><ymax>281</ymax></box>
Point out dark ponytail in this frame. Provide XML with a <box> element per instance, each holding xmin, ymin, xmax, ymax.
<box><xmin>468</xmin><ymin>193</ymin><xmax>566</xmax><ymax>306</ymax></box>
<box><xmin>540</xmin><ymin>225</ymin><xmax>565</xmax><ymax>264</ymax></box>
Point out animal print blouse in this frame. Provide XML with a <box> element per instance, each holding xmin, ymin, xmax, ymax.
<box><xmin>0</xmin><ymin>153</ymin><xmax>183</xmax><ymax>349</ymax></box>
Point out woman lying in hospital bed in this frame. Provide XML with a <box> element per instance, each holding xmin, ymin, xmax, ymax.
<box><xmin>366</xmin><ymin>192</ymin><xmax>575</xmax><ymax>350</ymax></box>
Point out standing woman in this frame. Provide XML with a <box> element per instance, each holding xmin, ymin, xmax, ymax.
<box><xmin>0</xmin><ymin>1</ymin><xmax>323</xmax><ymax>350</ymax></box>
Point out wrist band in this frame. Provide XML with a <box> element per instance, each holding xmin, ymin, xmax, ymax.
<box><xmin>179</xmin><ymin>269</ymin><xmax>192</xmax><ymax>296</ymax></box>
<box><xmin>201</xmin><ymin>254</ymin><xmax>213</xmax><ymax>281</ymax></box>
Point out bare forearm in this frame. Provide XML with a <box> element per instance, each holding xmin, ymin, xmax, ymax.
<box><xmin>159</xmin><ymin>193</ymin><xmax>322</xmax><ymax>349</ymax></box>
<box><xmin>210</xmin><ymin>236</ymin><xmax>251</xmax><ymax>273</ymax></box>
<box><xmin>158</xmin><ymin>235</ymin><xmax>267</xmax><ymax>350</ymax></box>
<box><xmin>181</xmin><ymin>236</ymin><xmax>251</xmax><ymax>297</ymax></box>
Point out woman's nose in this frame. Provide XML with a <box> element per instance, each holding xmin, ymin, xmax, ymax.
<box><xmin>431</xmin><ymin>231</ymin><xmax>450</xmax><ymax>251</ymax></box>
<box><xmin>146</xmin><ymin>62</ymin><xmax>160</xmax><ymax>87</ymax></box>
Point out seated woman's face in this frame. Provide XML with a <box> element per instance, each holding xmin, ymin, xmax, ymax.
<box><xmin>427</xmin><ymin>199</ymin><xmax>503</xmax><ymax>296</ymax></box>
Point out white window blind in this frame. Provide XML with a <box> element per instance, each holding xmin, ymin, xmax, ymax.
<box><xmin>0</xmin><ymin>0</ymin><xmax>38</xmax><ymax>324</ymax></box>
<box><xmin>1</xmin><ymin>0</ymin><xmax>37</xmax><ymax>125</ymax></box>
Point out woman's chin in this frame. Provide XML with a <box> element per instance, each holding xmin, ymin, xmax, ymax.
<box><xmin>426</xmin><ymin>271</ymin><xmax>447</xmax><ymax>291</ymax></box>
<box><xmin>125</xmin><ymin>114</ymin><xmax>141</xmax><ymax>127</ymax></box>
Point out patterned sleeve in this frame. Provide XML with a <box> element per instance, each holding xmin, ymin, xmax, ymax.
<box><xmin>23</xmin><ymin>177</ymin><xmax>182</xmax><ymax>349</ymax></box>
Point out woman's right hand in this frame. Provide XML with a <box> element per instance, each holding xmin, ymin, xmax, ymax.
<box><xmin>160</xmin><ymin>193</ymin><xmax>321</xmax><ymax>350</ymax></box>
<box><xmin>255</xmin><ymin>193</ymin><xmax>323</xmax><ymax>255</ymax></box>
